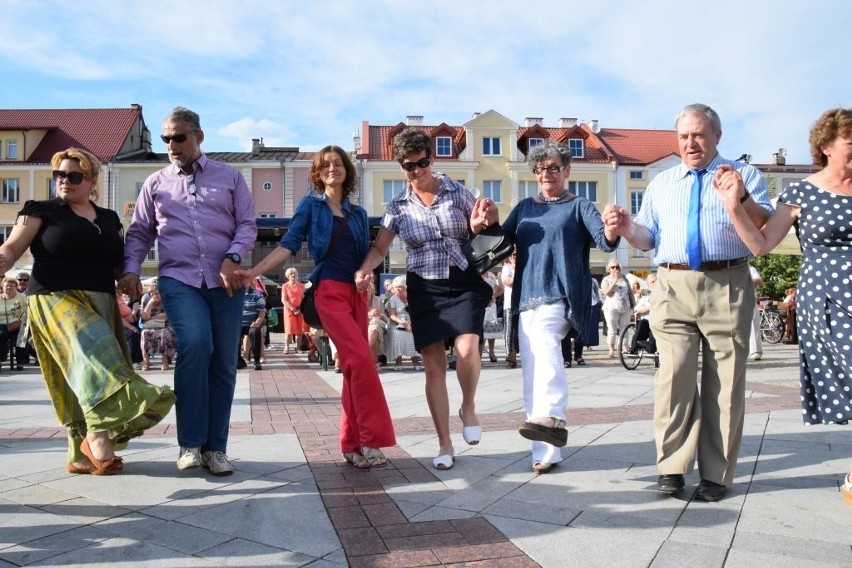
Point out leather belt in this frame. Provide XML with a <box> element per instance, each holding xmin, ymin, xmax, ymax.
<box><xmin>660</xmin><ymin>257</ymin><xmax>748</xmax><ymax>272</ymax></box>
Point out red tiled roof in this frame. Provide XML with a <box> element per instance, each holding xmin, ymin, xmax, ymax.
<box><xmin>366</xmin><ymin>124</ymin><xmax>466</xmax><ymax>161</ymax></box>
<box><xmin>0</xmin><ymin>107</ymin><xmax>142</xmax><ymax>163</ymax></box>
<box><xmin>596</xmin><ymin>128</ymin><xmax>678</xmax><ymax>165</ymax></box>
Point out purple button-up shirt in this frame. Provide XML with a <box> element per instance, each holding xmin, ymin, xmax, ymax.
<box><xmin>123</xmin><ymin>154</ymin><xmax>257</xmax><ymax>289</ymax></box>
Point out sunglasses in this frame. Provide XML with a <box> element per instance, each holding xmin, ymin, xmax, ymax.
<box><xmin>160</xmin><ymin>132</ymin><xmax>191</xmax><ymax>144</ymax></box>
<box><xmin>400</xmin><ymin>157</ymin><xmax>431</xmax><ymax>172</ymax></box>
<box><xmin>52</xmin><ymin>170</ymin><xmax>86</xmax><ymax>184</ymax></box>
<box><xmin>532</xmin><ymin>165</ymin><xmax>565</xmax><ymax>175</ymax></box>
<box><xmin>609</xmin><ymin>266</ymin><xmax>621</xmax><ymax>270</ymax></box>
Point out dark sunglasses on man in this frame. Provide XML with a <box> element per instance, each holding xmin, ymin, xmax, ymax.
<box><xmin>160</xmin><ymin>133</ymin><xmax>190</xmax><ymax>144</ymax></box>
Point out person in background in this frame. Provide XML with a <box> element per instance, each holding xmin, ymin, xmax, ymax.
<box><xmin>237</xmin><ymin>145</ymin><xmax>395</xmax><ymax>469</ymax></box>
<box><xmin>139</xmin><ymin>284</ymin><xmax>176</xmax><ymax>372</ymax></box>
<box><xmin>501</xmin><ymin>253</ymin><xmax>518</xmax><ymax>368</ymax></box>
<box><xmin>13</xmin><ymin>271</ymin><xmax>32</xmax><ymax>366</ymax></box>
<box><xmin>237</xmin><ymin>281</ymin><xmax>266</xmax><ymax>371</ymax></box>
<box><xmin>0</xmin><ymin>276</ymin><xmax>26</xmax><ymax>371</ymax></box>
<box><xmin>502</xmin><ymin>141</ymin><xmax>619</xmax><ymax>474</ymax></box>
<box><xmin>281</xmin><ymin>267</ymin><xmax>305</xmax><ymax>354</ymax></box>
<box><xmin>116</xmin><ymin>290</ymin><xmax>142</xmax><ymax>370</ymax></box>
<box><xmin>604</xmin><ymin>103</ymin><xmax>772</xmax><ymax>501</ymax></box>
<box><xmin>366</xmin><ymin>281</ymin><xmax>387</xmax><ymax>368</ymax></box>
<box><xmin>713</xmin><ymin>106</ymin><xmax>852</xmax><ymax>505</ymax></box>
<box><xmin>577</xmin><ymin>276</ymin><xmax>603</xmax><ymax>362</ymax></box>
<box><xmin>600</xmin><ymin>259</ymin><xmax>633</xmax><ymax>357</ymax></box>
<box><xmin>355</xmin><ymin>128</ymin><xmax>496</xmax><ymax>471</ymax></box>
<box><xmin>120</xmin><ymin>107</ymin><xmax>256</xmax><ymax>476</ymax></box>
<box><xmin>481</xmin><ymin>270</ymin><xmax>502</xmax><ymax>363</ymax></box>
<box><xmin>385</xmin><ymin>276</ymin><xmax>422</xmax><ymax>371</ymax></box>
<box><xmin>0</xmin><ymin>147</ymin><xmax>174</xmax><ymax>475</ymax></box>
<box><xmin>748</xmin><ymin>265</ymin><xmax>763</xmax><ymax>361</ymax></box>
<box><xmin>631</xmin><ymin>273</ymin><xmax>658</xmax><ymax>354</ymax></box>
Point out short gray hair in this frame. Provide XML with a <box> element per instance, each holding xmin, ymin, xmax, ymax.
<box><xmin>527</xmin><ymin>141</ymin><xmax>572</xmax><ymax>169</ymax></box>
<box><xmin>675</xmin><ymin>103</ymin><xmax>721</xmax><ymax>135</ymax></box>
<box><xmin>164</xmin><ymin>106</ymin><xmax>201</xmax><ymax>131</ymax></box>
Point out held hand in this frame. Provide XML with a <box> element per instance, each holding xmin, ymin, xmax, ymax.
<box><xmin>602</xmin><ymin>204</ymin><xmax>630</xmax><ymax>236</ymax></box>
<box><xmin>233</xmin><ymin>269</ymin><xmax>257</xmax><ymax>288</ymax></box>
<box><xmin>354</xmin><ymin>269</ymin><xmax>373</xmax><ymax>291</ymax></box>
<box><xmin>118</xmin><ymin>273</ymin><xmax>143</xmax><ymax>301</ymax></box>
<box><xmin>712</xmin><ymin>164</ymin><xmax>746</xmax><ymax>209</ymax></box>
<box><xmin>219</xmin><ymin>259</ymin><xmax>242</xmax><ymax>297</ymax></box>
<box><xmin>471</xmin><ymin>198</ymin><xmax>498</xmax><ymax>233</ymax></box>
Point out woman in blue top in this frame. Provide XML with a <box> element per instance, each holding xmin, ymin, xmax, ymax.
<box><xmin>239</xmin><ymin>146</ymin><xmax>395</xmax><ymax>469</ymax></box>
<box><xmin>502</xmin><ymin>141</ymin><xmax>619</xmax><ymax>473</ymax></box>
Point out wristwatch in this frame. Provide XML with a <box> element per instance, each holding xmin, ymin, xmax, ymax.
<box><xmin>739</xmin><ymin>189</ymin><xmax>750</xmax><ymax>204</ymax></box>
<box><xmin>225</xmin><ymin>252</ymin><xmax>241</xmax><ymax>263</ymax></box>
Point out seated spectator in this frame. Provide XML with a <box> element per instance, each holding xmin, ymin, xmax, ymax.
<box><xmin>385</xmin><ymin>276</ymin><xmax>422</xmax><ymax>371</ymax></box>
<box><xmin>0</xmin><ymin>276</ymin><xmax>26</xmax><ymax>371</ymax></box>
<box><xmin>139</xmin><ymin>284</ymin><xmax>176</xmax><ymax>371</ymax></box>
<box><xmin>238</xmin><ymin>281</ymin><xmax>266</xmax><ymax>371</ymax></box>
<box><xmin>631</xmin><ymin>273</ymin><xmax>657</xmax><ymax>354</ymax></box>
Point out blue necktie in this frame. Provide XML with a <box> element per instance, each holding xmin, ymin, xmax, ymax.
<box><xmin>686</xmin><ymin>169</ymin><xmax>705</xmax><ymax>270</ymax></box>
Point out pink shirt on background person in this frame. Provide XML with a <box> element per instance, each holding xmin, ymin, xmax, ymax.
<box><xmin>123</xmin><ymin>154</ymin><xmax>257</xmax><ymax>288</ymax></box>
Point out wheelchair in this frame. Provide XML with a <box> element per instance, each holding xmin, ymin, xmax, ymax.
<box><xmin>619</xmin><ymin>319</ymin><xmax>659</xmax><ymax>370</ymax></box>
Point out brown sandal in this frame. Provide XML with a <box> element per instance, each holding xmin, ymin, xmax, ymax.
<box><xmin>80</xmin><ymin>438</ymin><xmax>123</xmax><ymax>475</ymax></box>
<box><xmin>343</xmin><ymin>451</ymin><xmax>370</xmax><ymax>469</ymax></box>
<box><xmin>360</xmin><ymin>446</ymin><xmax>388</xmax><ymax>468</ymax></box>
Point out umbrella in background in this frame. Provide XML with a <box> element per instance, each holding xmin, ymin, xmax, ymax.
<box><xmin>625</xmin><ymin>273</ymin><xmax>648</xmax><ymax>290</ymax></box>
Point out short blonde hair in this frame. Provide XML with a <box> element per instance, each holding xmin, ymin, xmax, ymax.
<box><xmin>50</xmin><ymin>147</ymin><xmax>102</xmax><ymax>202</ymax></box>
<box><xmin>2</xmin><ymin>276</ymin><xmax>17</xmax><ymax>286</ymax></box>
<box><xmin>285</xmin><ymin>267</ymin><xmax>298</xmax><ymax>279</ymax></box>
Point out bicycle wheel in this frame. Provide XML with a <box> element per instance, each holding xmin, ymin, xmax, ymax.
<box><xmin>619</xmin><ymin>324</ymin><xmax>643</xmax><ymax>370</ymax></box>
<box><xmin>761</xmin><ymin>311</ymin><xmax>785</xmax><ymax>344</ymax></box>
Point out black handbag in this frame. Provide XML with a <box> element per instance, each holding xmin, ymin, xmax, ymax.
<box><xmin>299</xmin><ymin>210</ymin><xmax>352</xmax><ymax>329</ymax></box>
<box><xmin>462</xmin><ymin>224</ymin><xmax>514</xmax><ymax>274</ymax></box>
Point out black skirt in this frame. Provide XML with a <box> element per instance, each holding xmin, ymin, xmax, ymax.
<box><xmin>406</xmin><ymin>266</ymin><xmax>492</xmax><ymax>350</ymax></box>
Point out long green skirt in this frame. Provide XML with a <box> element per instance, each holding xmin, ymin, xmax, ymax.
<box><xmin>28</xmin><ymin>290</ymin><xmax>176</xmax><ymax>464</ymax></box>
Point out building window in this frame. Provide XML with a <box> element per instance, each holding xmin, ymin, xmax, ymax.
<box><xmin>630</xmin><ymin>191</ymin><xmax>644</xmax><ymax>215</ymax></box>
<box><xmin>435</xmin><ymin>136</ymin><xmax>452</xmax><ymax>157</ymax></box>
<box><xmin>135</xmin><ymin>182</ymin><xmax>144</xmax><ymax>197</ymax></box>
<box><xmin>482</xmin><ymin>137</ymin><xmax>501</xmax><ymax>156</ymax></box>
<box><xmin>519</xmin><ymin>181</ymin><xmax>537</xmax><ymax>199</ymax></box>
<box><xmin>262</xmin><ymin>181</ymin><xmax>273</xmax><ymax>192</ymax></box>
<box><xmin>528</xmin><ymin>138</ymin><xmax>544</xmax><ymax>151</ymax></box>
<box><xmin>629</xmin><ymin>170</ymin><xmax>644</xmax><ymax>180</ymax></box>
<box><xmin>0</xmin><ymin>225</ymin><xmax>13</xmax><ymax>244</ymax></box>
<box><xmin>568</xmin><ymin>138</ymin><xmax>584</xmax><ymax>158</ymax></box>
<box><xmin>482</xmin><ymin>180</ymin><xmax>502</xmax><ymax>202</ymax></box>
<box><xmin>382</xmin><ymin>180</ymin><xmax>406</xmax><ymax>203</ymax></box>
<box><xmin>2</xmin><ymin>179</ymin><xmax>20</xmax><ymax>203</ymax></box>
<box><xmin>259</xmin><ymin>213</ymin><xmax>276</xmax><ymax>218</ymax></box>
<box><xmin>48</xmin><ymin>179</ymin><xmax>57</xmax><ymax>199</ymax></box>
<box><xmin>569</xmin><ymin>181</ymin><xmax>596</xmax><ymax>201</ymax></box>
<box><xmin>147</xmin><ymin>248</ymin><xmax>157</xmax><ymax>261</ymax></box>
<box><xmin>6</xmin><ymin>140</ymin><xmax>18</xmax><ymax>160</ymax></box>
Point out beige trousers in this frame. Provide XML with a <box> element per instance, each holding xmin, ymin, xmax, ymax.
<box><xmin>650</xmin><ymin>263</ymin><xmax>753</xmax><ymax>485</ymax></box>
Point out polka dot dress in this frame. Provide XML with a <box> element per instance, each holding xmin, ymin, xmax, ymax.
<box><xmin>779</xmin><ymin>181</ymin><xmax>852</xmax><ymax>425</ymax></box>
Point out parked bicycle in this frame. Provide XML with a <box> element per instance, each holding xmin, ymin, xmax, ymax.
<box><xmin>759</xmin><ymin>305</ymin><xmax>785</xmax><ymax>344</ymax></box>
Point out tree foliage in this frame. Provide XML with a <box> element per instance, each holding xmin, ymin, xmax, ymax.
<box><xmin>751</xmin><ymin>255</ymin><xmax>802</xmax><ymax>300</ymax></box>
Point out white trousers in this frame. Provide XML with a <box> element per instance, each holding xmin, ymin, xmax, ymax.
<box><xmin>519</xmin><ymin>301</ymin><xmax>570</xmax><ymax>464</ymax></box>
<box><xmin>748</xmin><ymin>304</ymin><xmax>762</xmax><ymax>355</ymax></box>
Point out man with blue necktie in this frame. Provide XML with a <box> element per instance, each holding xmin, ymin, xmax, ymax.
<box><xmin>603</xmin><ymin>104</ymin><xmax>772</xmax><ymax>501</ymax></box>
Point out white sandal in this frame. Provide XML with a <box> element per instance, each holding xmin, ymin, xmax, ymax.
<box><xmin>432</xmin><ymin>454</ymin><xmax>455</xmax><ymax>470</ymax></box>
<box><xmin>458</xmin><ymin>409</ymin><xmax>482</xmax><ymax>445</ymax></box>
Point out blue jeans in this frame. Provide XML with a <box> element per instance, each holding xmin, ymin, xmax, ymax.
<box><xmin>158</xmin><ymin>277</ymin><xmax>244</xmax><ymax>452</ymax></box>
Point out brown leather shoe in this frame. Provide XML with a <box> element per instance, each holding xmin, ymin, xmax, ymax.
<box><xmin>80</xmin><ymin>438</ymin><xmax>123</xmax><ymax>476</ymax></box>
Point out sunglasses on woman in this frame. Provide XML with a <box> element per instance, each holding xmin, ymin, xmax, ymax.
<box><xmin>52</xmin><ymin>170</ymin><xmax>86</xmax><ymax>184</ymax></box>
<box><xmin>400</xmin><ymin>157</ymin><xmax>431</xmax><ymax>171</ymax></box>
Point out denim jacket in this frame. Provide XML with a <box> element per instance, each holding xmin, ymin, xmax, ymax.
<box><xmin>280</xmin><ymin>192</ymin><xmax>370</xmax><ymax>283</ymax></box>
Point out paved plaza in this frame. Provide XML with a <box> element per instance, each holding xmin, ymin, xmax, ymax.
<box><xmin>0</xmin><ymin>335</ymin><xmax>849</xmax><ymax>567</ymax></box>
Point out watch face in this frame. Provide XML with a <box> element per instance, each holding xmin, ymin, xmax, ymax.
<box><xmin>227</xmin><ymin>253</ymin><xmax>241</xmax><ymax>263</ymax></box>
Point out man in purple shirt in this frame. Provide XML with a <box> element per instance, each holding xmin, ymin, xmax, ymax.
<box><xmin>120</xmin><ymin>107</ymin><xmax>257</xmax><ymax>476</ymax></box>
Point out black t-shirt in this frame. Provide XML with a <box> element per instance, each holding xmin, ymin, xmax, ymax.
<box><xmin>19</xmin><ymin>198</ymin><xmax>124</xmax><ymax>295</ymax></box>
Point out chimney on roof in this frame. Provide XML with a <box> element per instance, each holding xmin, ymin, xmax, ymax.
<box><xmin>525</xmin><ymin>117</ymin><xmax>543</xmax><ymax>127</ymax></box>
<box><xmin>589</xmin><ymin>119</ymin><xmax>600</xmax><ymax>133</ymax></box>
<box><xmin>472</xmin><ymin>112</ymin><xmax>481</xmax><ymax>119</ymax></box>
<box><xmin>252</xmin><ymin>138</ymin><xmax>264</xmax><ymax>156</ymax></box>
<box><xmin>130</xmin><ymin>103</ymin><xmax>142</xmax><ymax>111</ymax></box>
<box><xmin>406</xmin><ymin>115</ymin><xmax>423</xmax><ymax>126</ymax></box>
<box><xmin>558</xmin><ymin>117</ymin><xmax>578</xmax><ymax>128</ymax></box>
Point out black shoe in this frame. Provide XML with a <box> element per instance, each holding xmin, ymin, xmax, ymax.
<box><xmin>518</xmin><ymin>418</ymin><xmax>568</xmax><ymax>447</ymax></box>
<box><xmin>237</xmin><ymin>358</ymin><xmax>247</xmax><ymax>370</ymax></box>
<box><xmin>695</xmin><ymin>479</ymin><xmax>726</xmax><ymax>502</ymax></box>
<box><xmin>254</xmin><ymin>363</ymin><xmax>262</xmax><ymax>370</ymax></box>
<box><xmin>657</xmin><ymin>474</ymin><xmax>685</xmax><ymax>494</ymax></box>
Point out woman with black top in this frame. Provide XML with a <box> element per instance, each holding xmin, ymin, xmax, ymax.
<box><xmin>0</xmin><ymin>148</ymin><xmax>175</xmax><ymax>475</ymax></box>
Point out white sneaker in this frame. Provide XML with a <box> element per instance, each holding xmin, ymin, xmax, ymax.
<box><xmin>202</xmin><ymin>450</ymin><xmax>234</xmax><ymax>476</ymax></box>
<box><xmin>176</xmin><ymin>447</ymin><xmax>202</xmax><ymax>470</ymax></box>
<box><xmin>749</xmin><ymin>353</ymin><xmax>762</xmax><ymax>361</ymax></box>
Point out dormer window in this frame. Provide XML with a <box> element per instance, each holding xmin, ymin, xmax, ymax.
<box><xmin>435</xmin><ymin>136</ymin><xmax>452</xmax><ymax>157</ymax></box>
<box><xmin>6</xmin><ymin>139</ymin><xmax>18</xmax><ymax>160</ymax></box>
<box><xmin>528</xmin><ymin>138</ymin><xmax>544</xmax><ymax>151</ymax></box>
<box><xmin>568</xmin><ymin>138</ymin><xmax>584</xmax><ymax>158</ymax></box>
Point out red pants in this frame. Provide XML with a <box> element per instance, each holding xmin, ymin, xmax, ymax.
<box><xmin>316</xmin><ymin>280</ymin><xmax>396</xmax><ymax>453</ymax></box>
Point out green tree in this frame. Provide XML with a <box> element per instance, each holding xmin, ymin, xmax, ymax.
<box><xmin>751</xmin><ymin>255</ymin><xmax>802</xmax><ymax>300</ymax></box>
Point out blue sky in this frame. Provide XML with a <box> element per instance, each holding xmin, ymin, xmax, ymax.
<box><xmin>2</xmin><ymin>0</ymin><xmax>848</xmax><ymax>165</ymax></box>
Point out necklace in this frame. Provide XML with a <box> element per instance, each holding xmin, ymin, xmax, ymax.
<box><xmin>538</xmin><ymin>191</ymin><xmax>567</xmax><ymax>203</ymax></box>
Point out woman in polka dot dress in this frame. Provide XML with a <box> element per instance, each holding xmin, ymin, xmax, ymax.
<box><xmin>713</xmin><ymin>107</ymin><xmax>852</xmax><ymax>505</ymax></box>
